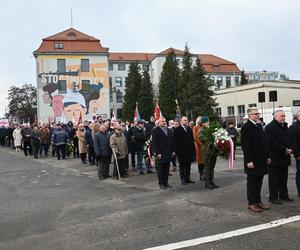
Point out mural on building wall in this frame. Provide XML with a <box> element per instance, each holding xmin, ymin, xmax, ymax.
<box><xmin>38</xmin><ymin>59</ymin><xmax>109</xmax><ymax>123</ymax></box>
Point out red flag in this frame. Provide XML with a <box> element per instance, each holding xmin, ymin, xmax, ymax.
<box><xmin>134</xmin><ymin>102</ymin><xmax>141</xmax><ymax>122</ymax></box>
<box><xmin>154</xmin><ymin>98</ymin><xmax>162</xmax><ymax>121</ymax></box>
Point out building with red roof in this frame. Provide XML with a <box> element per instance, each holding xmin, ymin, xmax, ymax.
<box><xmin>34</xmin><ymin>28</ymin><xmax>241</xmax><ymax>121</ymax></box>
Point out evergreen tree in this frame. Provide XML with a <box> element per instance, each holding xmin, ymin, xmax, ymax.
<box><xmin>180</xmin><ymin>43</ymin><xmax>194</xmax><ymax>115</ymax></box>
<box><xmin>139</xmin><ymin>70</ymin><xmax>154</xmax><ymax>120</ymax></box>
<box><xmin>122</xmin><ymin>62</ymin><xmax>142</xmax><ymax>121</ymax></box>
<box><xmin>189</xmin><ymin>58</ymin><xmax>218</xmax><ymax>120</ymax></box>
<box><xmin>158</xmin><ymin>49</ymin><xmax>180</xmax><ymax>120</ymax></box>
<box><xmin>240</xmin><ymin>70</ymin><xmax>248</xmax><ymax>85</ymax></box>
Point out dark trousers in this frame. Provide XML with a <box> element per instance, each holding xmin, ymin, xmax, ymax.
<box><xmin>56</xmin><ymin>144</ymin><xmax>66</xmax><ymax>160</ymax></box>
<box><xmin>130</xmin><ymin>143</ymin><xmax>136</xmax><ymax>168</ymax></box>
<box><xmin>198</xmin><ymin>164</ymin><xmax>205</xmax><ymax>174</ymax></box>
<box><xmin>247</xmin><ymin>174</ymin><xmax>264</xmax><ymax>205</ymax></box>
<box><xmin>73</xmin><ymin>140</ymin><xmax>79</xmax><ymax>158</ymax></box>
<box><xmin>98</xmin><ymin>156</ymin><xmax>111</xmax><ymax>178</ymax></box>
<box><xmin>80</xmin><ymin>153</ymin><xmax>87</xmax><ymax>163</ymax></box>
<box><xmin>268</xmin><ymin>166</ymin><xmax>289</xmax><ymax>200</ymax></box>
<box><xmin>157</xmin><ymin>162</ymin><xmax>170</xmax><ymax>186</ymax></box>
<box><xmin>204</xmin><ymin>154</ymin><xmax>217</xmax><ymax>183</ymax></box>
<box><xmin>32</xmin><ymin>142</ymin><xmax>40</xmax><ymax>158</ymax></box>
<box><xmin>178</xmin><ymin>158</ymin><xmax>192</xmax><ymax>182</ymax></box>
<box><xmin>23</xmin><ymin>140</ymin><xmax>32</xmax><ymax>156</ymax></box>
<box><xmin>39</xmin><ymin>143</ymin><xmax>49</xmax><ymax>156</ymax></box>
<box><xmin>296</xmin><ymin>160</ymin><xmax>300</xmax><ymax>196</ymax></box>
<box><xmin>113</xmin><ymin>158</ymin><xmax>127</xmax><ymax>177</ymax></box>
<box><xmin>171</xmin><ymin>155</ymin><xmax>177</xmax><ymax>167</ymax></box>
<box><xmin>88</xmin><ymin>146</ymin><xmax>96</xmax><ymax>164</ymax></box>
<box><xmin>125</xmin><ymin>155</ymin><xmax>129</xmax><ymax>172</ymax></box>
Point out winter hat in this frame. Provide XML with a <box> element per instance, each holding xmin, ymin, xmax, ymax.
<box><xmin>201</xmin><ymin>116</ymin><xmax>209</xmax><ymax>123</ymax></box>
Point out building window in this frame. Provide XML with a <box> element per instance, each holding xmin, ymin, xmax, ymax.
<box><xmin>81</xmin><ymin>59</ymin><xmax>89</xmax><ymax>72</ymax></box>
<box><xmin>216</xmin><ymin>77</ymin><xmax>223</xmax><ymax>89</ymax></box>
<box><xmin>54</xmin><ymin>43</ymin><xmax>64</xmax><ymax>49</ymax></box>
<box><xmin>58</xmin><ymin>80</ymin><xmax>67</xmax><ymax>94</ymax></box>
<box><xmin>82</xmin><ymin>80</ymin><xmax>90</xmax><ymax>92</ymax></box>
<box><xmin>227</xmin><ymin>106</ymin><xmax>234</xmax><ymax>116</ymax></box>
<box><xmin>215</xmin><ymin>107</ymin><xmax>222</xmax><ymax>117</ymax></box>
<box><xmin>235</xmin><ymin>76</ymin><xmax>240</xmax><ymax>85</ymax></box>
<box><xmin>118</xmin><ymin>63</ymin><xmax>126</xmax><ymax>71</ymax></box>
<box><xmin>142</xmin><ymin>64</ymin><xmax>150</xmax><ymax>71</ymax></box>
<box><xmin>110</xmin><ymin>89</ymin><xmax>113</xmax><ymax>102</ymax></box>
<box><xmin>57</xmin><ymin>59</ymin><xmax>66</xmax><ymax>73</ymax></box>
<box><xmin>116</xmin><ymin>90</ymin><xmax>123</xmax><ymax>103</ymax></box>
<box><xmin>248</xmin><ymin>103</ymin><xmax>257</xmax><ymax>108</ymax></box>
<box><xmin>109</xmin><ymin>77</ymin><xmax>112</xmax><ymax>88</ymax></box>
<box><xmin>238</xmin><ymin>105</ymin><xmax>245</xmax><ymax>117</ymax></box>
<box><xmin>226</xmin><ymin>76</ymin><xmax>231</xmax><ymax>88</ymax></box>
<box><xmin>109</xmin><ymin>63</ymin><xmax>113</xmax><ymax>71</ymax></box>
<box><xmin>115</xmin><ymin>77</ymin><xmax>122</xmax><ymax>87</ymax></box>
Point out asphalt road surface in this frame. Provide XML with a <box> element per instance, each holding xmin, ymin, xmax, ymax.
<box><xmin>0</xmin><ymin>147</ymin><xmax>299</xmax><ymax>250</ymax></box>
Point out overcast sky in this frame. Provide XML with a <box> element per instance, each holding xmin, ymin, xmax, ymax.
<box><xmin>1</xmin><ymin>0</ymin><xmax>300</xmax><ymax>116</ymax></box>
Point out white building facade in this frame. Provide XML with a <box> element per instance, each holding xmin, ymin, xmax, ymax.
<box><xmin>214</xmin><ymin>81</ymin><xmax>300</xmax><ymax>125</ymax></box>
<box><xmin>34</xmin><ymin>28</ymin><xmax>241</xmax><ymax>122</ymax></box>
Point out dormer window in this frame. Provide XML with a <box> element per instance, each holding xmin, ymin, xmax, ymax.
<box><xmin>54</xmin><ymin>43</ymin><xmax>64</xmax><ymax>49</ymax></box>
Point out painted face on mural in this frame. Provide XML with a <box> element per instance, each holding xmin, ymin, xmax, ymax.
<box><xmin>88</xmin><ymin>91</ymin><xmax>107</xmax><ymax>114</ymax></box>
<box><xmin>42</xmin><ymin>91</ymin><xmax>52</xmax><ymax>104</ymax></box>
<box><xmin>51</xmin><ymin>95</ymin><xmax>64</xmax><ymax>117</ymax></box>
<box><xmin>64</xmin><ymin>103</ymin><xmax>87</xmax><ymax>122</ymax></box>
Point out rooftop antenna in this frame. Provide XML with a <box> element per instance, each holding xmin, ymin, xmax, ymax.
<box><xmin>70</xmin><ymin>7</ymin><xmax>73</xmax><ymax>28</ymax></box>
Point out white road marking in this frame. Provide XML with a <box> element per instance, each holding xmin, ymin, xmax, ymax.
<box><xmin>144</xmin><ymin>215</ymin><xmax>300</xmax><ymax>250</ymax></box>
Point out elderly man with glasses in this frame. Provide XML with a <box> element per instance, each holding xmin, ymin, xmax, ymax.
<box><xmin>241</xmin><ymin>108</ymin><xmax>271</xmax><ymax>212</ymax></box>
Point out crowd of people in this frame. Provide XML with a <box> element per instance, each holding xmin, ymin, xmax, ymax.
<box><xmin>1</xmin><ymin>108</ymin><xmax>300</xmax><ymax>213</ymax></box>
<box><xmin>0</xmin><ymin>115</ymin><xmax>224</xmax><ymax>190</ymax></box>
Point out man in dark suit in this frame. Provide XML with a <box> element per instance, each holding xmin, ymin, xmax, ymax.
<box><xmin>265</xmin><ymin>109</ymin><xmax>293</xmax><ymax>204</ymax></box>
<box><xmin>289</xmin><ymin>111</ymin><xmax>300</xmax><ymax>197</ymax></box>
<box><xmin>152</xmin><ymin>117</ymin><xmax>175</xmax><ymax>189</ymax></box>
<box><xmin>241</xmin><ymin>108</ymin><xmax>271</xmax><ymax>212</ymax></box>
<box><xmin>174</xmin><ymin>116</ymin><xmax>196</xmax><ymax>185</ymax></box>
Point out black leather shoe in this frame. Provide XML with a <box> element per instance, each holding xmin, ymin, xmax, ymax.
<box><xmin>205</xmin><ymin>183</ymin><xmax>214</xmax><ymax>189</ymax></box>
<box><xmin>269</xmin><ymin>199</ymin><xmax>283</xmax><ymax>205</ymax></box>
<box><xmin>160</xmin><ymin>185</ymin><xmax>167</xmax><ymax>189</ymax></box>
<box><xmin>181</xmin><ymin>180</ymin><xmax>187</xmax><ymax>185</ymax></box>
<box><xmin>280</xmin><ymin>197</ymin><xmax>294</xmax><ymax>202</ymax></box>
<box><xmin>166</xmin><ymin>184</ymin><xmax>173</xmax><ymax>188</ymax></box>
<box><xmin>211</xmin><ymin>182</ymin><xmax>219</xmax><ymax>188</ymax></box>
<box><xmin>187</xmin><ymin>180</ymin><xmax>195</xmax><ymax>184</ymax></box>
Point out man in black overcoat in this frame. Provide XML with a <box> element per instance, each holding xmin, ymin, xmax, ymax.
<box><xmin>174</xmin><ymin>116</ymin><xmax>196</xmax><ymax>185</ymax></box>
<box><xmin>265</xmin><ymin>109</ymin><xmax>293</xmax><ymax>204</ymax></box>
<box><xmin>241</xmin><ymin>108</ymin><xmax>271</xmax><ymax>212</ymax></box>
<box><xmin>152</xmin><ymin>117</ymin><xmax>175</xmax><ymax>189</ymax></box>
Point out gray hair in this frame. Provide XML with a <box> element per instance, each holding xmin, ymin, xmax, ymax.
<box><xmin>247</xmin><ymin>107</ymin><xmax>259</xmax><ymax>117</ymax></box>
<box><xmin>196</xmin><ymin>116</ymin><xmax>202</xmax><ymax>125</ymax></box>
<box><xmin>274</xmin><ymin>109</ymin><xmax>285</xmax><ymax>117</ymax></box>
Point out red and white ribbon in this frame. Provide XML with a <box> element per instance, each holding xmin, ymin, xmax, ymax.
<box><xmin>229</xmin><ymin>139</ymin><xmax>234</xmax><ymax>171</ymax></box>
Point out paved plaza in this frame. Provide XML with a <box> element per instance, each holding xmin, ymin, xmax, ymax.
<box><xmin>0</xmin><ymin>147</ymin><xmax>299</xmax><ymax>250</ymax></box>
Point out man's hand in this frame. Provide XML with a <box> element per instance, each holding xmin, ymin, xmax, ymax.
<box><xmin>157</xmin><ymin>154</ymin><xmax>162</xmax><ymax>160</ymax></box>
<box><xmin>247</xmin><ymin>162</ymin><xmax>254</xmax><ymax>169</ymax></box>
<box><xmin>172</xmin><ymin>152</ymin><xmax>176</xmax><ymax>157</ymax></box>
<box><xmin>267</xmin><ymin>158</ymin><xmax>271</xmax><ymax>164</ymax></box>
